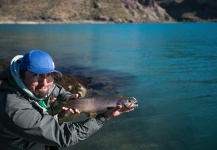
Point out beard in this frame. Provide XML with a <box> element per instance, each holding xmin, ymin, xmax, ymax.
<box><xmin>33</xmin><ymin>85</ymin><xmax>51</xmax><ymax>99</ymax></box>
<box><xmin>33</xmin><ymin>90</ymin><xmax>48</xmax><ymax>99</ymax></box>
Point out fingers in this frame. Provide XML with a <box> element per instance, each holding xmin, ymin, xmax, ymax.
<box><xmin>122</xmin><ymin>107</ymin><xmax>135</xmax><ymax>112</ymax></box>
<box><xmin>104</xmin><ymin>105</ymin><xmax>135</xmax><ymax>119</ymax></box>
<box><xmin>74</xmin><ymin>109</ymin><xmax>80</xmax><ymax>114</ymax></box>
<box><xmin>66</xmin><ymin>94</ymin><xmax>79</xmax><ymax>103</ymax></box>
<box><xmin>62</xmin><ymin>107</ymin><xmax>80</xmax><ymax>114</ymax></box>
<box><xmin>117</xmin><ymin>105</ymin><xmax>135</xmax><ymax>112</ymax></box>
<box><xmin>116</xmin><ymin>105</ymin><xmax>134</xmax><ymax>112</ymax></box>
<box><xmin>116</xmin><ymin>105</ymin><xmax>122</xmax><ymax>109</ymax></box>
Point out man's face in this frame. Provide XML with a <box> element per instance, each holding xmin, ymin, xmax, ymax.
<box><xmin>23</xmin><ymin>70</ymin><xmax>54</xmax><ymax>98</ymax></box>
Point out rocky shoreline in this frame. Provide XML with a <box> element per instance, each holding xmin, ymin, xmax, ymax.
<box><xmin>0</xmin><ymin>20</ymin><xmax>111</xmax><ymax>24</ymax></box>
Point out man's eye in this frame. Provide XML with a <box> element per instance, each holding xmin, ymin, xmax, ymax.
<box><xmin>33</xmin><ymin>73</ymin><xmax>39</xmax><ymax>76</ymax></box>
<box><xmin>47</xmin><ymin>73</ymin><xmax>52</xmax><ymax>77</ymax></box>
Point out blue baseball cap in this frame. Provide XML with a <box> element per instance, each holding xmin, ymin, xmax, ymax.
<box><xmin>20</xmin><ymin>50</ymin><xmax>62</xmax><ymax>76</ymax></box>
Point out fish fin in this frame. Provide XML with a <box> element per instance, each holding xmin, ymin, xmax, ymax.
<box><xmin>89</xmin><ymin>112</ymin><xmax>97</xmax><ymax>120</ymax></box>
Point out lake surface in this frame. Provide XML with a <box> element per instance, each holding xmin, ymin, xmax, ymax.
<box><xmin>0</xmin><ymin>23</ymin><xmax>217</xmax><ymax>150</ymax></box>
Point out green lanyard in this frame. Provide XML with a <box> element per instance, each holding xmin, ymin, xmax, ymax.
<box><xmin>38</xmin><ymin>99</ymin><xmax>48</xmax><ymax>109</ymax></box>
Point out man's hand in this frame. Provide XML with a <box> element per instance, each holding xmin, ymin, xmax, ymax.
<box><xmin>103</xmin><ymin>105</ymin><xmax>135</xmax><ymax>119</ymax></box>
<box><xmin>62</xmin><ymin>94</ymin><xmax>80</xmax><ymax>114</ymax></box>
<box><xmin>62</xmin><ymin>107</ymin><xmax>80</xmax><ymax>114</ymax></box>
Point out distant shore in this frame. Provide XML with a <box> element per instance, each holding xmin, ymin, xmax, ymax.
<box><xmin>0</xmin><ymin>19</ymin><xmax>180</xmax><ymax>24</ymax></box>
<box><xmin>0</xmin><ymin>20</ymin><xmax>113</xmax><ymax>24</ymax></box>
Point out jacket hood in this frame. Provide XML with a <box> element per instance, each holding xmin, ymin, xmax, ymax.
<box><xmin>0</xmin><ymin>55</ymin><xmax>52</xmax><ymax>101</ymax></box>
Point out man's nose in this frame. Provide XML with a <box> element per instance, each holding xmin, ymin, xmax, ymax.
<box><xmin>39</xmin><ymin>75</ymin><xmax>48</xmax><ymax>84</ymax></box>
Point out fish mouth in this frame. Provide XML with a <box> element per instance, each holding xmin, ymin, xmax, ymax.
<box><xmin>134</xmin><ymin>102</ymin><xmax>139</xmax><ymax>106</ymax></box>
<box><xmin>129</xmin><ymin>101</ymin><xmax>138</xmax><ymax>108</ymax></box>
<box><xmin>127</xmin><ymin>97</ymin><xmax>138</xmax><ymax>108</ymax></box>
<box><xmin>132</xmin><ymin>97</ymin><xmax>138</xmax><ymax>107</ymax></box>
<box><xmin>132</xmin><ymin>103</ymin><xmax>139</xmax><ymax>108</ymax></box>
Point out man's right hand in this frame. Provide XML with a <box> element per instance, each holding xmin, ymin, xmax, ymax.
<box><xmin>103</xmin><ymin>105</ymin><xmax>135</xmax><ymax>119</ymax></box>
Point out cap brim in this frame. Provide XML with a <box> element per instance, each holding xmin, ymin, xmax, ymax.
<box><xmin>28</xmin><ymin>68</ymin><xmax>62</xmax><ymax>77</ymax></box>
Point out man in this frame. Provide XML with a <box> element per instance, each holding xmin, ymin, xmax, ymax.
<box><xmin>0</xmin><ymin>50</ymin><xmax>134</xmax><ymax>150</ymax></box>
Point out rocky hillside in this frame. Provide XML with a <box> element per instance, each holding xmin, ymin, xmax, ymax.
<box><xmin>156</xmin><ymin>0</ymin><xmax>217</xmax><ymax>22</ymax></box>
<box><xmin>0</xmin><ymin>0</ymin><xmax>173</xmax><ymax>23</ymax></box>
<box><xmin>0</xmin><ymin>0</ymin><xmax>216</xmax><ymax>23</ymax></box>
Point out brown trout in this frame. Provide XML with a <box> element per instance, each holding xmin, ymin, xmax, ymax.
<box><xmin>65</xmin><ymin>95</ymin><xmax>138</xmax><ymax>114</ymax></box>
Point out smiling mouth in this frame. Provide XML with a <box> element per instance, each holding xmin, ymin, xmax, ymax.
<box><xmin>37</xmin><ymin>87</ymin><xmax>45</xmax><ymax>90</ymax></box>
<box><xmin>36</xmin><ymin>86</ymin><xmax>49</xmax><ymax>92</ymax></box>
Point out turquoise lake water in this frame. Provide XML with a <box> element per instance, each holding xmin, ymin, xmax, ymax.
<box><xmin>0</xmin><ymin>23</ymin><xmax>217</xmax><ymax>150</ymax></box>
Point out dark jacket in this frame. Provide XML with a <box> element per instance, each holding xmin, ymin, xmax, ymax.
<box><xmin>0</xmin><ymin>69</ymin><xmax>107</xmax><ymax>150</ymax></box>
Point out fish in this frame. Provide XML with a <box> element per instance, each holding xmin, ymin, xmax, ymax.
<box><xmin>53</xmin><ymin>95</ymin><xmax>138</xmax><ymax>123</ymax></box>
<box><xmin>65</xmin><ymin>95</ymin><xmax>138</xmax><ymax>115</ymax></box>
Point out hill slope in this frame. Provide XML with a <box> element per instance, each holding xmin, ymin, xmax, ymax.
<box><xmin>0</xmin><ymin>0</ymin><xmax>173</xmax><ymax>23</ymax></box>
<box><xmin>0</xmin><ymin>0</ymin><xmax>216</xmax><ymax>23</ymax></box>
